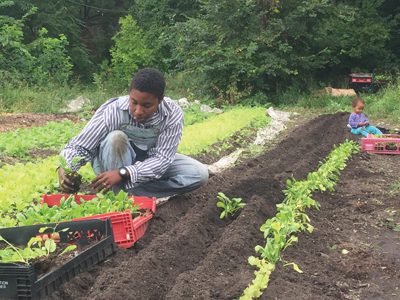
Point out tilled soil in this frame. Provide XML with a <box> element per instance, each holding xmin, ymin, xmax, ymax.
<box><xmin>0</xmin><ymin>112</ymin><xmax>80</xmax><ymax>132</ymax></box>
<box><xmin>50</xmin><ymin>111</ymin><xmax>392</xmax><ymax>300</ymax></box>
<box><xmin>264</xmin><ymin>154</ymin><xmax>400</xmax><ymax>300</ymax></box>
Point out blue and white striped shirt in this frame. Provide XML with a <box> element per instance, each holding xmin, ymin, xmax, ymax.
<box><xmin>61</xmin><ymin>96</ymin><xmax>183</xmax><ymax>189</ymax></box>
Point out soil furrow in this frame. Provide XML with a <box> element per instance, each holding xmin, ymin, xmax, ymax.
<box><xmin>51</xmin><ymin>112</ymin><xmax>354</xmax><ymax>300</ymax></box>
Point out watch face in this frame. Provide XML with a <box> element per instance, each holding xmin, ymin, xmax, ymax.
<box><xmin>119</xmin><ymin>168</ymin><xmax>127</xmax><ymax>177</ymax></box>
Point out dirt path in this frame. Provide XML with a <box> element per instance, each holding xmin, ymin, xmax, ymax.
<box><xmin>49</xmin><ymin>112</ymin><xmax>378</xmax><ymax>300</ymax></box>
<box><xmin>265</xmin><ymin>154</ymin><xmax>400</xmax><ymax>300</ymax></box>
<box><xmin>0</xmin><ymin>113</ymin><xmax>80</xmax><ymax>132</ymax></box>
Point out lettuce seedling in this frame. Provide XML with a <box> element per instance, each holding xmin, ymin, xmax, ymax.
<box><xmin>217</xmin><ymin>192</ymin><xmax>245</xmax><ymax>219</ymax></box>
<box><xmin>59</xmin><ymin>155</ymin><xmax>82</xmax><ymax>193</ymax></box>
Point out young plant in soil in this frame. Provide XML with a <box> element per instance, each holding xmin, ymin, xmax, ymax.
<box><xmin>241</xmin><ymin>141</ymin><xmax>360</xmax><ymax>299</ymax></box>
<box><xmin>216</xmin><ymin>192</ymin><xmax>245</xmax><ymax>219</ymax></box>
<box><xmin>0</xmin><ymin>227</ymin><xmax>76</xmax><ymax>264</ymax></box>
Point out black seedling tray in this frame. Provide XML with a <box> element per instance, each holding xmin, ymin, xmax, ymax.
<box><xmin>0</xmin><ymin>219</ymin><xmax>116</xmax><ymax>299</ymax></box>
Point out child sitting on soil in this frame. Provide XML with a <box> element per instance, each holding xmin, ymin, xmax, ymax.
<box><xmin>348</xmin><ymin>97</ymin><xmax>382</xmax><ymax>137</ymax></box>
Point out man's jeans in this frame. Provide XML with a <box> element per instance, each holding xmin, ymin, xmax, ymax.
<box><xmin>91</xmin><ymin>130</ymin><xmax>209</xmax><ymax>198</ymax></box>
<box><xmin>350</xmin><ymin>125</ymin><xmax>382</xmax><ymax>137</ymax></box>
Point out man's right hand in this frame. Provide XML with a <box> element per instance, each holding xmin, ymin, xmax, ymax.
<box><xmin>58</xmin><ymin>167</ymin><xmax>81</xmax><ymax>193</ymax></box>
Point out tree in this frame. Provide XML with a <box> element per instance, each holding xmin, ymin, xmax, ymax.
<box><xmin>0</xmin><ymin>1</ymin><xmax>72</xmax><ymax>84</ymax></box>
<box><xmin>131</xmin><ymin>0</ymin><xmax>201</xmax><ymax>70</ymax></box>
<box><xmin>108</xmin><ymin>15</ymin><xmax>153</xmax><ymax>89</ymax></box>
<box><xmin>173</xmin><ymin>0</ymin><xmax>395</xmax><ymax>102</ymax></box>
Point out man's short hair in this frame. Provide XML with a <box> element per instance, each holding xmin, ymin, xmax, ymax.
<box><xmin>129</xmin><ymin>68</ymin><xmax>165</xmax><ymax>100</ymax></box>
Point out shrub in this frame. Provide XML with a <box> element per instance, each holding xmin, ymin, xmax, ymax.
<box><xmin>108</xmin><ymin>15</ymin><xmax>153</xmax><ymax>89</ymax></box>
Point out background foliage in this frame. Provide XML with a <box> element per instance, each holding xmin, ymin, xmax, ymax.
<box><xmin>0</xmin><ymin>0</ymin><xmax>399</xmax><ymax>105</ymax></box>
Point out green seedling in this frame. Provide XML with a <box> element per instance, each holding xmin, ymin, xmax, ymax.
<box><xmin>0</xmin><ymin>227</ymin><xmax>77</xmax><ymax>264</ymax></box>
<box><xmin>241</xmin><ymin>141</ymin><xmax>360</xmax><ymax>299</ymax></box>
<box><xmin>15</xmin><ymin>191</ymin><xmax>139</xmax><ymax>227</ymax></box>
<box><xmin>59</xmin><ymin>155</ymin><xmax>82</xmax><ymax>174</ymax></box>
<box><xmin>217</xmin><ymin>192</ymin><xmax>245</xmax><ymax>219</ymax></box>
<box><xmin>59</xmin><ymin>155</ymin><xmax>83</xmax><ymax>193</ymax></box>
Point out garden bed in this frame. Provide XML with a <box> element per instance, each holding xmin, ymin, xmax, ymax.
<box><xmin>0</xmin><ymin>113</ymin><xmax>80</xmax><ymax>132</ymax></box>
<box><xmin>2</xmin><ymin>111</ymin><xmax>399</xmax><ymax>299</ymax></box>
<box><xmin>264</xmin><ymin>154</ymin><xmax>400</xmax><ymax>300</ymax></box>
<box><xmin>44</xmin><ymin>112</ymin><xmax>400</xmax><ymax>300</ymax></box>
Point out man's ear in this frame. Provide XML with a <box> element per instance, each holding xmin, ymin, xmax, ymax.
<box><xmin>158</xmin><ymin>95</ymin><xmax>165</xmax><ymax>103</ymax></box>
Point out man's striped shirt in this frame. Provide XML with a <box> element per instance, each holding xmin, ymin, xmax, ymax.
<box><xmin>61</xmin><ymin>96</ymin><xmax>183</xmax><ymax>189</ymax></box>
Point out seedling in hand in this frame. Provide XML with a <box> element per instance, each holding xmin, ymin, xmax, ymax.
<box><xmin>59</xmin><ymin>155</ymin><xmax>83</xmax><ymax>193</ymax></box>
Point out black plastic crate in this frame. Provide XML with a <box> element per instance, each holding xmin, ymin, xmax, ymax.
<box><xmin>0</xmin><ymin>219</ymin><xmax>116</xmax><ymax>299</ymax></box>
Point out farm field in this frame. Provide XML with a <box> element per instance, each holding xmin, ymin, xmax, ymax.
<box><xmin>1</xmin><ymin>111</ymin><xmax>399</xmax><ymax>299</ymax></box>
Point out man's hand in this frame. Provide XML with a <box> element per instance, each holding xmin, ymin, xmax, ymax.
<box><xmin>92</xmin><ymin>170</ymin><xmax>123</xmax><ymax>192</ymax></box>
<box><xmin>58</xmin><ymin>167</ymin><xmax>81</xmax><ymax>193</ymax></box>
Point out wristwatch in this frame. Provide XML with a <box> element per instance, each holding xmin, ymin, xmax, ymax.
<box><xmin>118</xmin><ymin>167</ymin><xmax>130</xmax><ymax>180</ymax></box>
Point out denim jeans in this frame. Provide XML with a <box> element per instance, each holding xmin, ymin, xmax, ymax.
<box><xmin>91</xmin><ymin>130</ymin><xmax>209</xmax><ymax>198</ymax></box>
<box><xmin>350</xmin><ymin>125</ymin><xmax>383</xmax><ymax>137</ymax></box>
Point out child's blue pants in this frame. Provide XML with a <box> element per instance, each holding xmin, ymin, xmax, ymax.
<box><xmin>351</xmin><ymin>125</ymin><xmax>382</xmax><ymax>137</ymax></box>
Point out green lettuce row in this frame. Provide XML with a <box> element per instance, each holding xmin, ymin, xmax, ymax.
<box><xmin>179</xmin><ymin>107</ymin><xmax>269</xmax><ymax>155</ymax></box>
<box><xmin>0</xmin><ymin>108</ymin><xmax>214</xmax><ymax>161</ymax></box>
<box><xmin>0</xmin><ymin>107</ymin><xmax>268</xmax><ymax>226</ymax></box>
<box><xmin>0</xmin><ymin>121</ymin><xmax>84</xmax><ymax>159</ymax></box>
<box><xmin>241</xmin><ymin>141</ymin><xmax>359</xmax><ymax>299</ymax></box>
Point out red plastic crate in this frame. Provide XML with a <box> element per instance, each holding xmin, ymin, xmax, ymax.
<box><xmin>361</xmin><ymin>134</ymin><xmax>400</xmax><ymax>154</ymax></box>
<box><xmin>41</xmin><ymin>194</ymin><xmax>156</xmax><ymax>248</ymax></box>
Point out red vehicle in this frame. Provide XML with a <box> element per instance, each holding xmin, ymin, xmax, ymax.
<box><xmin>349</xmin><ymin>73</ymin><xmax>387</xmax><ymax>94</ymax></box>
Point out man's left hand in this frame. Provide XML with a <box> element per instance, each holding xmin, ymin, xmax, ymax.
<box><xmin>92</xmin><ymin>170</ymin><xmax>123</xmax><ymax>192</ymax></box>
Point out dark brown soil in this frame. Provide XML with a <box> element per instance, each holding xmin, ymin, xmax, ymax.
<box><xmin>195</xmin><ymin>124</ymin><xmax>261</xmax><ymax>165</ymax></box>
<box><xmin>0</xmin><ymin>149</ymin><xmax>59</xmax><ymax>166</ymax></box>
<box><xmin>0</xmin><ymin>113</ymin><xmax>80</xmax><ymax>132</ymax></box>
<box><xmin>41</xmin><ymin>112</ymin><xmax>398</xmax><ymax>300</ymax></box>
<box><xmin>264</xmin><ymin>154</ymin><xmax>400</xmax><ymax>300</ymax></box>
<box><xmin>34</xmin><ymin>243</ymin><xmax>80</xmax><ymax>278</ymax></box>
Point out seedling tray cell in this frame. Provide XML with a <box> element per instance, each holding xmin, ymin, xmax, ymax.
<box><xmin>41</xmin><ymin>194</ymin><xmax>156</xmax><ymax>249</ymax></box>
<box><xmin>361</xmin><ymin>134</ymin><xmax>400</xmax><ymax>154</ymax></box>
<box><xmin>0</xmin><ymin>219</ymin><xmax>116</xmax><ymax>299</ymax></box>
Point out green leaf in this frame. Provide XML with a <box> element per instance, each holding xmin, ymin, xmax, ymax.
<box><xmin>216</xmin><ymin>202</ymin><xmax>225</xmax><ymax>208</ymax></box>
<box><xmin>60</xmin><ymin>244</ymin><xmax>77</xmax><ymax>255</ymax></box>
<box><xmin>44</xmin><ymin>239</ymin><xmax>57</xmax><ymax>254</ymax></box>
<box><xmin>284</xmin><ymin>262</ymin><xmax>303</xmax><ymax>273</ymax></box>
<box><xmin>38</xmin><ymin>227</ymin><xmax>50</xmax><ymax>233</ymax></box>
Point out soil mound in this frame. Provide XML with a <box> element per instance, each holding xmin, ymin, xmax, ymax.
<box><xmin>52</xmin><ymin>112</ymin><xmax>354</xmax><ymax>299</ymax></box>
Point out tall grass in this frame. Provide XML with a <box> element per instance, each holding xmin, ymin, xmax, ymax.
<box><xmin>287</xmin><ymin>78</ymin><xmax>400</xmax><ymax>124</ymax></box>
<box><xmin>364</xmin><ymin>81</ymin><xmax>400</xmax><ymax>123</ymax></box>
<box><xmin>0</xmin><ymin>81</ymin><xmax>124</xmax><ymax>113</ymax></box>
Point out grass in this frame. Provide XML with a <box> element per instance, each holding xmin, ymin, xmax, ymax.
<box><xmin>0</xmin><ymin>81</ymin><xmax>125</xmax><ymax>113</ymax></box>
<box><xmin>179</xmin><ymin>107</ymin><xmax>269</xmax><ymax>155</ymax></box>
<box><xmin>364</xmin><ymin>81</ymin><xmax>400</xmax><ymax>123</ymax></box>
<box><xmin>183</xmin><ymin>103</ymin><xmax>216</xmax><ymax>125</ymax></box>
<box><xmin>277</xmin><ymin>78</ymin><xmax>400</xmax><ymax>127</ymax></box>
<box><xmin>0</xmin><ymin>121</ymin><xmax>84</xmax><ymax>159</ymax></box>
